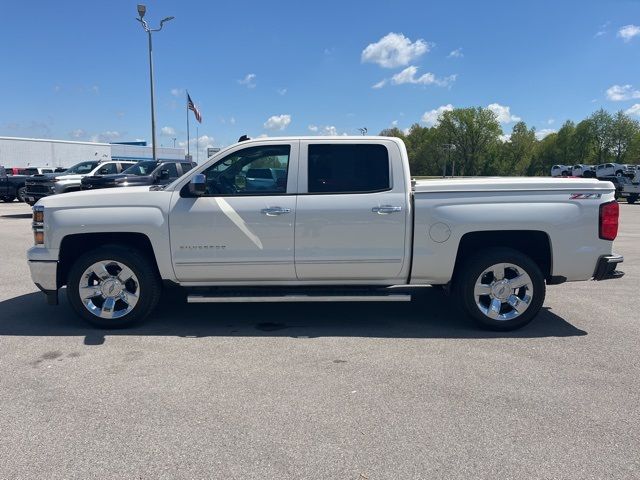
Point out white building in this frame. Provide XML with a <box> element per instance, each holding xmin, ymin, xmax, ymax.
<box><xmin>0</xmin><ymin>136</ymin><xmax>185</xmax><ymax>169</ymax></box>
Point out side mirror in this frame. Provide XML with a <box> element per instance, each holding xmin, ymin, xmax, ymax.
<box><xmin>188</xmin><ymin>174</ymin><xmax>206</xmax><ymax>196</ymax></box>
<box><xmin>159</xmin><ymin>169</ymin><xmax>170</xmax><ymax>179</ymax></box>
<box><xmin>99</xmin><ymin>168</ymin><xmax>109</xmax><ymax>175</ymax></box>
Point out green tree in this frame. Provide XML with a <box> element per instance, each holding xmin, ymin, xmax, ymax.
<box><xmin>572</xmin><ymin>120</ymin><xmax>595</xmax><ymax>163</ymax></box>
<box><xmin>530</xmin><ymin>132</ymin><xmax>559</xmax><ymax>176</ymax></box>
<box><xmin>610</xmin><ymin>111</ymin><xmax>640</xmax><ymax>163</ymax></box>
<box><xmin>589</xmin><ymin>109</ymin><xmax>614</xmax><ymax>164</ymax></box>
<box><xmin>506</xmin><ymin>122</ymin><xmax>537</xmax><ymax>175</ymax></box>
<box><xmin>435</xmin><ymin>107</ymin><xmax>502</xmax><ymax>175</ymax></box>
<box><xmin>555</xmin><ymin>120</ymin><xmax>576</xmax><ymax>165</ymax></box>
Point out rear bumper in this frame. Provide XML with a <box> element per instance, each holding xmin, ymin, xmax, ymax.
<box><xmin>593</xmin><ymin>254</ymin><xmax>624</xmax><ymax>281</ymax></box>
<box><xmin>28</xmin><ymin>260</ymin><xmax>59</xmax><ymax>305</ymax></box>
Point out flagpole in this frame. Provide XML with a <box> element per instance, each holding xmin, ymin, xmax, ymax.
<box><xmin>196</xmin><ymin>126</ymin><xmax>199</xmax><ymax>163</ymax></box>
<box><xmin>186</xmin><ymin>91</ymin><xmax>190</xmax><ymax>159</ymax></box>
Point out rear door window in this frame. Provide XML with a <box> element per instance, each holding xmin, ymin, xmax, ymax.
<box><xmin>180</xmin><ymin>162</ymin><xmax>194</xmax><ymax>174</ymax></box>
<box><xmin>307</xmin><ymin>144</ymin><xmax>390</xmax><ymax>194</ymax></box>
<box><xmin>96</xmin><ymin>163</ymin><xmax>118</xmax><ymax>175</ymax></box>
<box><xmin>159</xmin><ymin>163</ymin><xmax>179</xmax><ymax>179</ymax></box>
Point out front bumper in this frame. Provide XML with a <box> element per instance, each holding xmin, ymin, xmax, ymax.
<box><xmin>593</xmin><ymin>254</ymin><xmax>624</xmax><ymax>281</ymax></box>
<box><xmin>28</xmin><ymin>260</ymin><xmax>59</xmax><ymax>305</ymax></box>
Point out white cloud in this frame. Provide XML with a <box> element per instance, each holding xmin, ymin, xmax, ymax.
<box><xmin>361</xmin><ymin>32</ymin><xmax>432</xmax><ymax>68</ymax></box>
<box><xmin>90</xmin><ymin>131</ymin><xmax>121</xmax><ymax>143</ymax></box>
<box><xmin>307</xmin><ymin>125</ymin><xmax>340</xmax><ymax>136</ymax></box>
<box><xmin>618</xmin><ymin>24</ymin><xmax>640</xmax><ymax>42</ymax></box>
<box><xmin>390</xmin><ymin>66</ymin><xmax>456</xmax><ymax>87</ymax></box>
<box><xmin>595</xmin><ymin>21</ymin><xmax>610</xmax><ymax>38</ymax></box>
<box><xmin>391</xmin><ymin>120</ymin><xmax>398</xmax><ymax>127</ymax></box>
<box><xmin>69</xmin><ymin>129</ymin><xmax>86</xmax><ymax>139</ymax></box>
<box><xmin>90</xmin><ymin>85</ymin><xmax>99</xmax><ymax>94</ymax></box>
<box><xmin>487</xmin><ymin>103</ymin><xmax>521</xmax><ymax>123</ymax></box>
<box><xmin>625</xmin><ymin>104</ymin><xmax>640</xmax><ymax>116</ymax></box>
<box><xmin>178</xmin><ymin>135</ymin><xmax>215</xmax><ymax>161</ymax></box>
<box><xmin>170</xmin><ymin>88</ymin><xmax>184</xmax><ymax>97</ymax></box>
<box><xmin>421</xmin><ymin>104</ymin><xmax>454</xmax><ymax>126</ymax></box>
<box><xmin>263</xmin><ymin>114</ymin><xmax>291</xmax><ymax>131</ymax></box>
<box><xmin>535</xmin><ymin>129</ymin><xmax>556</xmax><ymax>140</ymax></box>
<box><xmin>372</xmin><ymin>79</ymin><xmax>388</xmax><ymax>89</ymax></box>
<box><xmin>499</xmin><ymin>134</ymin><xmax>511</xmax><ymax>142</ymax></box>
<box><xmin>448</xmin><ymin>48</ymin><xmax>463</xmax><ymax>58</ymax></box>
<box><xmin>238</xmin><ymin>73</ymin><xmax>257</xmax><ymax>88</ymax></box>
<box><xmin>230</xmin><ymin>117</ymin><xmax>236</xmax><ymax>125</ymax></box>
<box><xmin>606</xmin><ymin>84</ymin><xmax>640</xmax><ymax>101</ymax></box>
<box><xmin>547</xmin><ymin>118</ymin><xmax>555</xmax><ymax>125</ymax></box>
<box><xmin>160</xmin><ymin>126</ymin><xmax>176</xmax><ymax>136</ymax></box>
<box><xmin>277</xmin><ymin>88</ymin><xmax>287</xmax><ymax>96</ymax></box>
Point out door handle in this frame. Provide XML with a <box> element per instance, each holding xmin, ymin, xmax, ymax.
<box><xmin>261</xmin><ymin>207</ymin><xmax>292</xmax><ymax>216</ymax></box>
<box><xmin>372</xmin><ymin>205</ymin><xmax>402</xmax><ymax>215</ymax></box>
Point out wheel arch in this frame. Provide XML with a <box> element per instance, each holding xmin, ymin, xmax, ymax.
<box><xmin>452</xmin><ymin>230</ymin><xmax>552</xmax><ymax>284</ymax></box>
<box><xmin>58</xmin><ymin>232</ymin><xmax>160</xmax><ymax>287</ymax></box>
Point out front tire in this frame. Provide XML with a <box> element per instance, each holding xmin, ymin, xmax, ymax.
<box><xmin>16</xmin><ymin>186</ymin><xmax>27</xmax><ymax>202</ymax></box>
<box><xmin>66</xmin><ymin>245</ymin><xmax>161</xmax><ymax>328</ymax></box>
<box><xmin>628</xmin><ymin>195</ymin><xmax>638</xmax><ymax>204</ymax></box>
<box><xmin>1</xmin><ymin>196</ymin><xmax>15</xmax><ymax>202</ymax></box>
<box><xmin>455</xmin><ymin>248</ymin><xmax>546</xmax><ymax>331</ymax></box>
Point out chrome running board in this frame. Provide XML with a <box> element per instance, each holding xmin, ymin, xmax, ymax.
<box><xmin>187</xmin><ymin>294</ymin><xmax>411</xmax><ymax>303</ymax></box>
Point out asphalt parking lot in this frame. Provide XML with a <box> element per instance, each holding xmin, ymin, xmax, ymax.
<box><xmin>0</xmin><ymin>201</ymin><xmax>638</xmax><ymax>480</ymax></box>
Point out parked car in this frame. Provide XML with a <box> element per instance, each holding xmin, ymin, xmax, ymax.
<box><xmin>595</xmin><ymin>163</ymin><xmax>636</xmax><ymax>178</ymax></box>
<box><xmin>5</xmin><ymin>166</ymin><xmax>60</xmax><ymax>175</ymax></box>
<box><xmin>598</xmin><ymin>175</ymin><xmax>631</xmax><ymax>200</ymax></box>
<box><xmin>571</xmin><ymin>164</ymin><xmax>596</xmax><ymax>178</ymax></box>
<box><xmin>25</xmin><ymin>160</ymin><xmax>136</xmax><ymax>205</ymax></box>
<box><xmin>27</xmin><ymin>137</ymin><xmax>624</xmax><ymax>332</ymax></box>
<box><xmin>244</xmin><ymin>167</ymin><xmax>287</xmax><ymax>191</ymax></box>
<box><xmin>0</xmin><ymin>165</ymin><xmax>29</xmax><ymax>202</ymax></box>
<box><xmin>619</xmin><ymin>172</ymin><xmax>639</xmax><ymax>204</ymax></box>
<box><xmin>81</xmin><ymin>160</ymin><xmax>195</xmax><ymax>191</ymax></box>
<box><xmin>550</xmin><ymin>165</ymin><xmax>571</xmax><ymax>177</ymax></box>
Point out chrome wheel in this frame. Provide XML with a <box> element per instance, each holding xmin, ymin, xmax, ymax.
<box><xmin>474</xmin><ymin>262</ymin><xmax>533</xmax><ymax>321</ymax></box>
<box><xmin>78</xmin><ymin>260</ymin><xmax>140</xmax><ymax>320</ymax></box>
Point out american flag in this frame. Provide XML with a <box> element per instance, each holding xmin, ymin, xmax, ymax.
<box><xmin>187</xmin><ymin>93</ymin><xmax>202</xmax><ymax>123</ymax></box>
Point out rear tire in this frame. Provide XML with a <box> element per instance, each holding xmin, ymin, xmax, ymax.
<box><xmin>17</xmin><ymin>186</ymin><xmax>27</xmax><ymax>203</ymax></box>
<box><xmin>455</xmin><ymin>248</ymin><xmax>546</xmax><ymax>331</ymax></box>
<box><xmin>628</xmin><ymin>195</ymin><xmax>638</xmax><ymax>204</ymax></box>
<box><xmin>1</xmin><ymin>196</ymin><xmax>15</xmax><ymax>202</ymax></box>
<box><xmin>66</xmin><ymin>245</ymin><xmax>161</xmax><ymax>328</ymax></box>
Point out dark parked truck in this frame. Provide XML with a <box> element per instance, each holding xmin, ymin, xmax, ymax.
<box><xmin>25</xmin><ymin>160</ymin><xmax>135</xmax><ymax>205</ymax></box>
<box><xmin>81</xmin><ymin>160</ymin><xmax>195</xmax><ymax>191</ymax></box>
<box><xmin>0</xmin><ymin>166</ymin><xmax>28</xmax><ymax>202</ymax></box>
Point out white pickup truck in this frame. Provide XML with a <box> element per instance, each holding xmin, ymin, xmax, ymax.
<box><xmin>27</xmin><ymin>137</ymin><xmax>624</xmax><ymax>330</ymax></box>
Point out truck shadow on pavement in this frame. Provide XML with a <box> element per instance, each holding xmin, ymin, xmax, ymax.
<box><xmin>0</xmin><ymin>288</ymin><xmax>586</xmax><ymax>345</ymax></box>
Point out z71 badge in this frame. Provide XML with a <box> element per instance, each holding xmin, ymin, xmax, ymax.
<box><xmin>570</xmin><ymin>193</ymin><xmax>602</xmax><ymax>200</ymax></box>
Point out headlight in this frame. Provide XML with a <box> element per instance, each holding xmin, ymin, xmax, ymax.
<box><xmin>32</xmin><ymin>205</ymin><xmax>45</xmax><ymax>245</ymax></box>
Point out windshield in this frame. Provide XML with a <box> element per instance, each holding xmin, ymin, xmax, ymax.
<box><xmin>122</xmin><ymin>161</ymin><xmax>158</xmax><ymax>176</ymax></box>
<box><xmin>64</xmin><ymin>161</ymin><xmax>100</xmax><ymax>174</ymax></box>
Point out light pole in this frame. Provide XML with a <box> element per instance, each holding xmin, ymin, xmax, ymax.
<box><xmin>136</xmin><ymin>4</ymin><xmax>174</xmax><ymax>162</ymax></box>
<box><xmin>441</xmin><ymin>143</ymin><xmax>456</xmax><ymax>178</ymax></box>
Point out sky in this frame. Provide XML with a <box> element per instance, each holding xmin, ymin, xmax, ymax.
<box><xmin>1</xmin><ymin>0</ymin><xmax>639</xmax><ymax>159</ymax></box>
